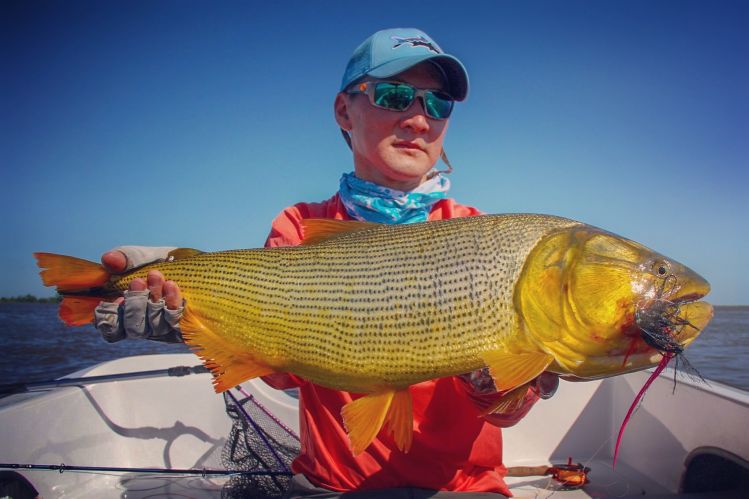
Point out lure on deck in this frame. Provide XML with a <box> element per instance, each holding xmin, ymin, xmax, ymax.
<box><xmin>35</xmin><ymin>214</ymin><xmax>713</xmax><ymax>457</ymax></box>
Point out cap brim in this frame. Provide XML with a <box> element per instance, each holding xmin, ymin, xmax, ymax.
<box><xmin>367</xmin><ymin>54</ymin><xmax>469</xmax><ymax>101</ymax></box>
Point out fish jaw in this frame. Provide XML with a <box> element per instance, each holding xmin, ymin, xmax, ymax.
<box><xmin>635</xmin><ymin>296</ymin><xmax>713</xmax><ymax>355</ymax></box>
<box><xmin>516</xmin><ymin>226</ymin><xmax>713</xmax><ymax>379</ymax></box>
<box><xmin>670</xmin><ymin>300</ymin><xmax>713</xmax><ymax>348</ymax></box>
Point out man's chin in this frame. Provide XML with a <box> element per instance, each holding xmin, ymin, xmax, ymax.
<box><xmin>385</xmin><ymin>157</ymin><xmax>434</xmax><ymax>176</ymax></box>
<box><xmin>388</xmin><ymin>169</ymin><xmax>433</xmax><ymax>188</ymax></box>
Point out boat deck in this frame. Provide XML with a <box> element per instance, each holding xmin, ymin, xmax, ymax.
<box><xmin>2</xmin><ymin>354</ymin><xmax>748</xmax><ymax>498</ymax></box>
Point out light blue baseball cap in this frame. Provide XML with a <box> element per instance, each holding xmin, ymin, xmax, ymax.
<box><xmin>340</xmin><ymin>28</ymin><xmax>469</xmax><ymax>101</ymax></box>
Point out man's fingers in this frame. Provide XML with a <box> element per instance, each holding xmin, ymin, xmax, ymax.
<box><xmin>147</xmin><ymin>270</ymin><xmax>165</xmax><ymax>302</ymax></box>
<box><xmin>129</xmin><ymin>277</ymin><xmax>147</xmax><ymax>292</ymax></box>
<box><xmin>127</xmin><ymin>274</ymin><xmax>181</xmax><ymax>308</ymax></box>
<box><xmin>533</xmin><ymin>372</ymin><xmax>560</xmax><ymax>399</ymax></box>
<box><xmin>101</xmin><ymin>250</ymin><xmax>128</xmax><ymax>273</ymax></box>
<box><xmin>163</xmin><ymin>280</ymin><xmax>183</xmax><ymax>310</ymax></box>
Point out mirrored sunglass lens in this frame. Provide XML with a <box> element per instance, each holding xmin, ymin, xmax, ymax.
<box><xmin>374</xmin><ymin>83</ymin><xmax>414</xmax><ymax>110</ymax></box>
<box><xmin>424</xmin><ymin>91</ymin><xmax>453</xmax><ymax>119</ymax></box>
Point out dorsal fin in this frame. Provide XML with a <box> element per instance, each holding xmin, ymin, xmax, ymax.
<box><xmin>300</xmin><ymin>219</ymin><xmax>380</xmax><ymax>245</ymax></box>
<box><xmin>166</xmin><ymin>248</ymin><xmax>204</xmax><ymax>261</ymax></box>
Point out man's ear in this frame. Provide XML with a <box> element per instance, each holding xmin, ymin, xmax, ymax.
<box><xmin>334</xmin><ymin>92</ymin><xmax>352</xmax><ymax>131</ymax></box>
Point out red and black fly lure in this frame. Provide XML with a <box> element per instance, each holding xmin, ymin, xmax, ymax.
<box><xmin>613</xmin><ymin>295</ymin><xmax>705</xmax><ymax>466</ymax></box>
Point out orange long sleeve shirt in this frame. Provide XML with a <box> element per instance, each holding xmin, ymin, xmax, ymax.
<box><xmin>262</xmin><ymin>194</ymin><xmax>538</xmax><ymax>495</ymax></box>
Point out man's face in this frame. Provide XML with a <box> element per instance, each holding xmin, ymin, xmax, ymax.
<box><xmin>336</xmin><ymin>62</ymin><xmax>450</xmax><ymax>191</ymax></box>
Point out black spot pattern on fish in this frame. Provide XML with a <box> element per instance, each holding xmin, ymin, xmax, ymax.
<box><xmin>113</xmin><ymin>215</ymin><xmax>580</xmax><ymax>391</ymax></box>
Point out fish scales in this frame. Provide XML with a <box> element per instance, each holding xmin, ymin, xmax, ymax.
<box><xmin>113</xmin><ymin>214</ymin><xmax>580</xmax><ymax>392</ymax></box>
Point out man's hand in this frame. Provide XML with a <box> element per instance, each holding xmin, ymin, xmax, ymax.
<box><xmin>460</xmin><ymin>368</ymin><xmax>560</xmax><ymax>399</ymax></box>
<box><xmin>94</xmin><ymin>246</ymin><xmax>185</xmax><ymax>343</ymax></box>
<box><xmin>530</xmin><ymin>371</ymin><xmax>559</xmax><ymax>400</ymax></box>
<box><xmin>458</xmin><ymin>368</ymin><xmax>559</xmax><ymax>428</ymax></box>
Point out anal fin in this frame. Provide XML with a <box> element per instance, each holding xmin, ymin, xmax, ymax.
<box><xmin>180</xmin><ymin>305</ymin><xmax>275</xmax><ymax>392</ymax></box>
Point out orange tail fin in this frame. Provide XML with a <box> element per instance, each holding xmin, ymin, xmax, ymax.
<box><xmin>34</xmin><ymin>252</ymin><xmax>112</xmax><ymax>326</ymax></box>
<box><xmin>34</xmin><ymin>253</ymin><xmax>110</xmax><ymax>291</ymax></box>
<box><xmin>60</xmin><ymin>296</ymin><xmax>105</xmax><ymax>326</ymax></box>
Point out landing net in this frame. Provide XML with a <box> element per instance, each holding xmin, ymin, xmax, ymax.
<box><xmin>220</xmin><ymin>389</ymin><xmax>300</xmax><ymax>498</ymax></box>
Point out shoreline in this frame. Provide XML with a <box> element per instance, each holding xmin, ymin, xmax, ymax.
<box><xmin>0</xmin><ymin>295</ymin><xmax>60</xmax><ymax>304</ymax></box>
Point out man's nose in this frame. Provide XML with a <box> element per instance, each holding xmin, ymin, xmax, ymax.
<box><xmin>400</xmin><ymin>97</ymin><xmax>430</xmax><ymax>133</ymax></box>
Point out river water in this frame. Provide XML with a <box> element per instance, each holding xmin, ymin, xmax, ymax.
<box><xmin>0</xmin><ymin>303</ymin><xmax>747</xmax><ymax>391</ymax></box>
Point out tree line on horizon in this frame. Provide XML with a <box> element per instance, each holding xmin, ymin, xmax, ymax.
<box><xmin>0</xmin><ymin>294</ymin><xmax>62</xmax><ymax>303</ymax></box>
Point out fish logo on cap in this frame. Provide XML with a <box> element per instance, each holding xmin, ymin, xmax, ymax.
<box><xmin>390</xmin><ymin>35</ymin><xmax>440</xmax><ymax>54</ymax></box>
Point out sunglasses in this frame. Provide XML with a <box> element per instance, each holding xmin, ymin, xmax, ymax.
<box><xmin>347</xmin><ymin>81</ymin><xmax>454</xmax><ymax>120</ymax></box>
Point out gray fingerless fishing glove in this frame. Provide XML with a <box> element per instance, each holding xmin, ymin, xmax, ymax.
<box><xmin>111</xmin><ymin>245</ymin><xmax>180</xmax><ymax>271</ymax></box>
<box><xmin>93</xmin><ymin>245</ymin><xmax>185</xmax><ymax>343</ymax></box>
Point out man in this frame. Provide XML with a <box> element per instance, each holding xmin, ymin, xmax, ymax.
<box><xmin>95</xmin><ymin>28</ymin><xmax>558</xmax><ymax>498</ymax></box>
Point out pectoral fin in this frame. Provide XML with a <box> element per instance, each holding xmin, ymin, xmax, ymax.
<box><xmin>480</xmin><ymin>350</ymin><xmax>553</xmax><ymax>392</ymax></box>
<box><xmin>481</xmin><ymin>383</ymin><xmax>532</xmax><ymax>416</ymax></box>
<box><xmin>341</xmin><ymin>388</ymin><xmax>413</xmax><ymax>455</ymax></box>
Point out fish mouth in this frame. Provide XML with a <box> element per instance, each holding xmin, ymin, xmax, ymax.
<box><xmin>635</xmin><ymin>274</ymin><xmax>713</xmax><ymax>354</ymax></box>
<box><xmin>570</xmin><ymin>272</ymin><xmax>713</xmax><ymax>380</ymax></box>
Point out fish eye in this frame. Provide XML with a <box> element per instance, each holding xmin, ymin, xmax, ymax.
<box><xmin>652</xmin><ymin>261</ymin><xmax>670</xmax><ymax>276</ymax></box>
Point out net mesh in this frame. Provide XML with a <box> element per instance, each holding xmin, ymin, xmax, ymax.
<box><xmin>220</xmin><ymin>390</ymin><xmax>300</xmax><ymax>498</ymax></box>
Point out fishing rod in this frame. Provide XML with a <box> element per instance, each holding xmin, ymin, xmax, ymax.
<box><xmin>0</xmin><ymin>364</ymin><xmax>210</xmax><ymax>396</ymax></box>
<box><xmin>1</xmin><ymin>374</ymin><xmax>299</xmax><ymax>481</ymax></box>
<box><xmin>0</xmin><ymin>462</ymin><xmax>291</xmax><ymax>477</ymax></box>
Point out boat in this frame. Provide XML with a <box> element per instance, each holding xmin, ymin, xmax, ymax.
<box><xmin>1</xmin><ymin>352</ymin><xmax>747</xmax><ymax>498</ymax></box>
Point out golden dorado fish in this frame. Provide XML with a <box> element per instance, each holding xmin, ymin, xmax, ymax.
<box><xmin>35</xmin><ymin>214</ymin><xmax>713</xmax><ymax>455</ymax></box>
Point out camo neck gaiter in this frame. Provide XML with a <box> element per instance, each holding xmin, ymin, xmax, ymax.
<box><xmin>338</xmin><ymin>172</ymin><xmax>450</xmax><ymax>224</ymax></box>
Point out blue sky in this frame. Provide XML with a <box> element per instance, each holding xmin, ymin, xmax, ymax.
<box><xmin>2</xmin><ymin>0</ymin><xmax>747</xmax><ymax>305</ymax></box>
